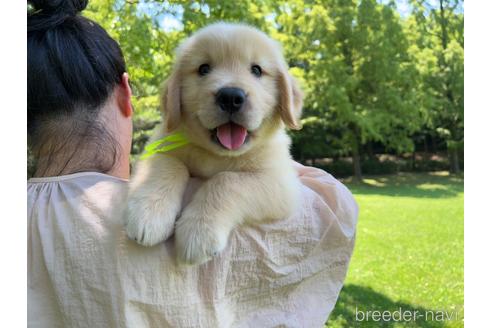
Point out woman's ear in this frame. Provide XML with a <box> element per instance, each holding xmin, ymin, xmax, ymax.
<box><xmin>277</xmin><ymin>68</ymin><xmax>303</xmax><ymax>130</ymax></box>
<box><xmin>117</xmin><ymin>72</ymin><xmax>133</xmax><ymax>118</ymax></box>
<box><xmin>161</xmin><ymin>70</ymin><xmax>181</xmax><ymax>133</ymax></box>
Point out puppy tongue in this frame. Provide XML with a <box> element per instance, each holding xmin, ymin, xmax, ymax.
<box><xmin>216</xmin><ymin>122</ymin><xmax>248</xmax><ymax>150</ymax></box>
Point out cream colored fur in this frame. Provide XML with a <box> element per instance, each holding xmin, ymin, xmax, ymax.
<box><xmin>125</xmin><ymin>23</ymin><xmax>303</xmax><ymax>265</ymax></box>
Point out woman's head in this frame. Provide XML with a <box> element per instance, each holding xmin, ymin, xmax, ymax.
<box><xmin>28</xmin><ymin>0</ymin><xmax>133</xmax><ymax>178</ymax></box>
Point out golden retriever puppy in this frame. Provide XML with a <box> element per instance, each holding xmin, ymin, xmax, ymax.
<box><xmin>125</xmin><ymin>22</ymin><xmax>303</xmax><ymax>265</ymax></box>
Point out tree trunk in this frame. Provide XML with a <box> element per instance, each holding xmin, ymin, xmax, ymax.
<box><xmin>352</xmin><ymin>149</ymin><xmax>362</xmax><ymax>182</ymax></box>
<box><xmin>351</xmin><ymin>135</ymin><xmax>363</xmax><ymax>182</ymax></box>
<box><xmin>449</xmin><ymin>147</ymin><xmax>460</xmax><ymax>173</ymax></box>
<box><xmin>439</xmin><ymin>0</ymin><xmax>449</xmax><ymax>51</ymax></box>
<box><xmin>423</xmin><ymin>135</ymin><xmax>429</xmax><ymax>155</ymax></box>
<box><xmin>431</xmin><ymin>134</ymin><xmax>438</xmax><ymax>153</ymax></box>
<box><xmin>367</xmin><ymin>141</ymin><xmax>375</xmax><ymax>160</ymax></box>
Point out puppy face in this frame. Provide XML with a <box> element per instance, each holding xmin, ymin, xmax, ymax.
<box><xmin>162</xmin><ymin>23</ymin><xmax>303</xmax><ymax>156</ymax></box>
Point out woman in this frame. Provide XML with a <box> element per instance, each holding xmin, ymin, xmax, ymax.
<box><xmin>27</xmin><ymin>0</ymin><xmax>358</xmax><ymax>327</ymax></box>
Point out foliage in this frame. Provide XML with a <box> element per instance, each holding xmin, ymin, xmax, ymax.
<box><xmin>328</xmin><ymin>172</ymin><xmax>464</xmax><ymax>327</ymax></box>
<box><xmin>406</xmin><ymin>0</ymin><xmax>464</xmax><ymax>173</ymax></box>
<box><xmin>316</xmin><ymin>153</ymin><xmax>451</xmax><ymax>177</ymax></box>
<box><xmin>82</xmin><ymin>0</ymin><xmax>464</xmax><ymax>178</ymax></box>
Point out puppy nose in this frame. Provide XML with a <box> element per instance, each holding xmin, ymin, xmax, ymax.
<box><xmin>216</xmin><ymin>87</ymin><xmax>246</xmax><ymax>113</ymax></box>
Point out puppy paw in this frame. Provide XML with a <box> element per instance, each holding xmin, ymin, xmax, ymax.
<box><xmin>174</xmin><ymin>210</ymin><xmax>229</xmax><ymax>265</ymax></box>
<box><xmin>124</xmin><ymin>199</ymin><xmax>178</xmax><ymax>247</ymax></box>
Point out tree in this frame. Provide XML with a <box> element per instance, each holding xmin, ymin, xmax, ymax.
<box><xmin>276</xmin><ymin>0</ymin><xmax>421</xmax><ymax>180</ymax></box>
<box><xmin>408</xmin><ymin>0</ymin><xmax>464</xmax><ymax>173</ymax></box>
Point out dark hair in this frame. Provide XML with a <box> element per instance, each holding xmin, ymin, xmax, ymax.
<box><xmin>27</xmin><ymin>0</ymin><xmax>127</xmax><ymax>175</ymax></box>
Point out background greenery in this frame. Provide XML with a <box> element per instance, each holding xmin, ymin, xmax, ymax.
<box><xmin>84</xmin><ymin>0</ymin><xmax>464</xmax><ymax>182</ymax></box>
<box><xmin>82</xmin><ymin>0</ymin><xmax>464</xmax><ymax>326</ymax></box>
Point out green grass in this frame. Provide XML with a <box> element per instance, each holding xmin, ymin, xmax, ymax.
<box><xmin>326</xmin><ymin>172</ymin><xmax>464</xmax><ymax>328</ymax></box>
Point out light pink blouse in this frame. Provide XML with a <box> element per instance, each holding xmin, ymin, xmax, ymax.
<box><xmin>28</xmin><ymin>164</ymin><xmax>358</xmax><ymax>327</ymax></box>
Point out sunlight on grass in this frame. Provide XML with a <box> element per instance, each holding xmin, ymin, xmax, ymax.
<box><xmin>428</xmin><ymin>171</ymin><xmax>450</xmax><ymax>177</ymax></box>
<box><xmin>416</xmin><ymin>183</ymin><xmax>449</xmax><ymax>191</ymax></box>
<box><xmin>327</xmin><ymin>173</ymin><xmax>464</xmax><ymax>328</ymax></box>
<box><xmin>362</xmin><ymin>178</ymin><xmax>387</xmax><ymax>187</ymax></box>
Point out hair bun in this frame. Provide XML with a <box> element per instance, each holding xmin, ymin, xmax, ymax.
<box><xmin>28</xmin><ymin>0</ymin><xmax>88</xmax><ymax>32</ymax></box>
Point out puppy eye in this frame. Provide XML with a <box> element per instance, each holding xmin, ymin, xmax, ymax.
<box><xmin>198</xmin><ymin>64</ymin><xmax>211</xmax><ymax>76</ymax></box>
<box><xmin>251</xmin><ymin>64</ymin><xmax>262</xmax><ymax>77</ymax></box>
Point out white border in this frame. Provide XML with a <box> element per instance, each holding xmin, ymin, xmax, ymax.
<box><xmin>464</xmin><ymin>1</ymin><xmax>492</xmax><ymax>326</ymax></box>
<box><xmin>2</xmin><ymin>1</ymin><xmax>483</xmax><ymax>326</ymax></box>
<box><xmin>0</xmin><ymin>2</ymin><xmax>27</xmax><ymax>327</ymax></box>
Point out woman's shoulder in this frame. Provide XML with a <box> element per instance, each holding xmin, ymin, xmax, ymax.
<box><xmin>28</xmin><ymin>171</ymin><xmax>129</xmax><ymax>226</ymax></box>
<box><xmin>27</xmin><ymin>171</ymin><xmax>128</xmax><ymax>184</ymax></box>
<box><xmin>294</xmin><ymin>162</ymin><xmax>358</xmax><ymax>236</ymax></box>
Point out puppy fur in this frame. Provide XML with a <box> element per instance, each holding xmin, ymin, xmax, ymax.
<box><xmin>125</xmin><ymin>23</ymin><xmax>304</xmax><ymax>264</ymax></box>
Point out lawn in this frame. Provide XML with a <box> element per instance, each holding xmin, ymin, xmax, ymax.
<box><xmin>326</xmin><ymin>172</ymin><xmax>464</xmax><ymax>328</ymax></box>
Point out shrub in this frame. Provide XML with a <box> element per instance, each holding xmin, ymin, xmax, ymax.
<box><xmin>361</xmin><ymin>159</ymin><xmax>399</xmax><ymax>175</ymax></box>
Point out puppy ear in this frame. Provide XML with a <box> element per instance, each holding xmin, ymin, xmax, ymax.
<box><xmin>277</xmin><ymin>69</ymin><xmax>303</xmax><ymax>130</ymax></box>
<box><xmin>160</xmin><ymin>71</ymin><xmax>181</xmax><ymax>132</ymax></box>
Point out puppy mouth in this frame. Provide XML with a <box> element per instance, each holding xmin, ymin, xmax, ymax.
<box><xmin>211</xmin><ymin>122</ymin><xmax>250</xmax><ymax>150</ymax></box>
